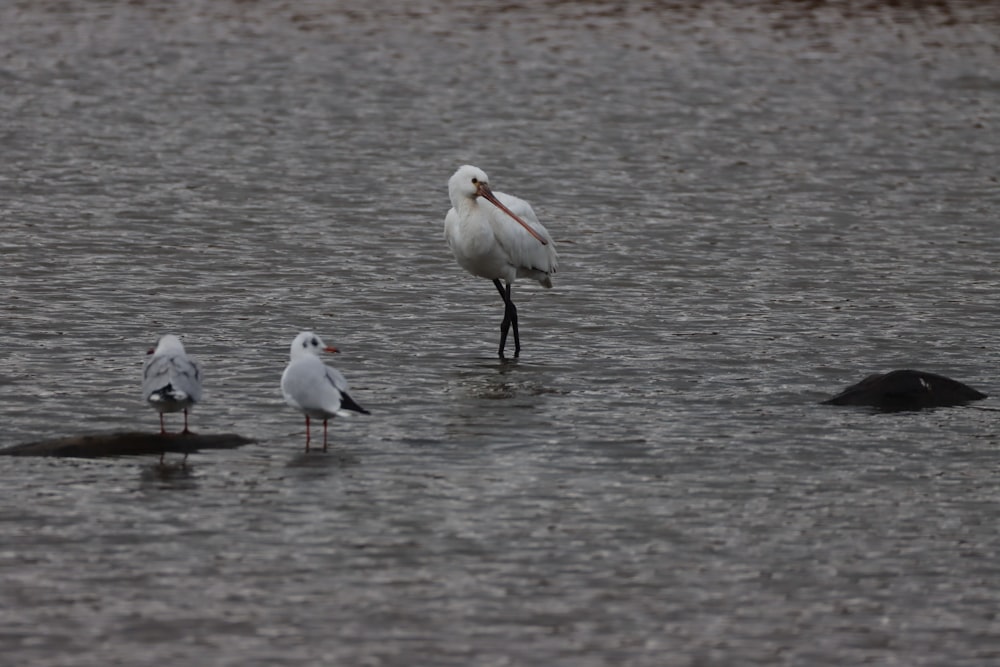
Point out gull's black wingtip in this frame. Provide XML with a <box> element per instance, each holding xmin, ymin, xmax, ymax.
<box><xmin>340</xmin><ymin>391</ymin><xmax>371</xmax><ymax>415</ymax></box>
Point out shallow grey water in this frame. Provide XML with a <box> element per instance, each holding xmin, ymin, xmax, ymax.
<box><xmin>2</xmin><ymin>1</ymin><xmax>1000</xmax><ymax>665</ymax></box>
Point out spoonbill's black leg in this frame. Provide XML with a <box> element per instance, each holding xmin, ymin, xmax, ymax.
<box><xmin>506</xmin><ymin>282</ymin><xmax>520</xmax><ymax>357</ymax></box>
<box><xmin>493</xmin><ymin>279</ymin><xmax>520</xmax><ymax>358</ymax></box>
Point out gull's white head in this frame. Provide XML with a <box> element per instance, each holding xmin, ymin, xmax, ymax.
<box><xmin>289</xmin><ymin>331</ymin><xmax>338</xmax><ymax>360</ymax></box>
<box><xmin>448</xmin><ymin>164</ymin><xmax>490</xmax><ymax>203</ymax></box>
<box><xmin>148</xmin><ymin>334</ymin><xmax>186</xmax><ymax>356</ymax></box>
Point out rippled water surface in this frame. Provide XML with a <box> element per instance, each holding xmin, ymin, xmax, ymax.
<box><xmin>2</xmin><ymin>1</ymin><xmax>1000</xmax><ymax>665</ymax></box>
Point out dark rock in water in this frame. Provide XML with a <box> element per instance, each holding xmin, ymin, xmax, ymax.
<box><xmin>0</xmin><ymin>431</ymin><xmax>254</xmax><ymax>458</ymax></box>
<box><xmin>823</xmin><ymin>369</ymin><xmax>988</xmax><ymax>410</ymax></box>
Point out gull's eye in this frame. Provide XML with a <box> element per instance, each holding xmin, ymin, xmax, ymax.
<box><xmin>310</xmin><ymin>337</ymin><xmax>319</xmax><ymax>347</ymax></box>
<box><xmin>471</xmin><ymin>177</ymin><xmax>478</xmax><ymax>184</ymax></box>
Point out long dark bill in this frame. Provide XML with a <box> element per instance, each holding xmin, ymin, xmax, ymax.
<box><xmin>476</xmin><ymin>183</ymin><xmax>549</xmax><ymax>246</ymax></box>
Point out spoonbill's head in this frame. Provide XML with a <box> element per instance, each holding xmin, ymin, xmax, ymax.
<box><xmin>289</xmin><ymin>331</ymin><xmax>338</xmax><ymax>360</ymax></box>
<box><xmin>448</xmin><ymin>164</ymin><xmax>491</xmax><ymax>202</ymax></box>
<box><xmin>447</xmin><ymin>164</ymin><xmax>549</xmax><ymax>246</ymax></box>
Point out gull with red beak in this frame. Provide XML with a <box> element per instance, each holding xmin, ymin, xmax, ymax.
<box><xmin>444</xmin><ymin>165</ymin><xmax>559</xmax><ymax>358</ymax></box>
<box><xmin>280</xmin><ymin>331</ymin><xmax>370</xmax><ymax>452</ymax></box>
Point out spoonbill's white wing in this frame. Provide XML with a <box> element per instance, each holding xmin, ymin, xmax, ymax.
<box><xmin>487</xmin><ymin>190</ymin><xmax>558</xmax><ymax>284</ymax></box>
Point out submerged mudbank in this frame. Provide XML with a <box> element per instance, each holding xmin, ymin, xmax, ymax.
<box><xmin>823</xmin><ymin>370</ymin><xmax>988</xmax><ymax>411</ymax></box>
<box><xmin>0</xmin><ymin>432</ymin><xmax>255</xmax><ymax>458</ymax></box>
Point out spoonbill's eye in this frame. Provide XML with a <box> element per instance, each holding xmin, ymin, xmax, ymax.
<box><xmin>471</xmin><ymin>177</ymin><xmax>478</xmax><ymax>184</ymax></box>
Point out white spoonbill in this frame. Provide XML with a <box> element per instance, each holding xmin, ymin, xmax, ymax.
<box><xmin>280</xmin><ymin>331</ymin><xmax>370</xmax><ymax>452</ymax></box>
<box><xmin>142</xmin><ymin>334</ymin><xmax>202</xmax><ymax>438</ymax></box>
<box><xmin>444</xmin><ymin>164</ymin><xmax>558</xmax><ymax>358</ymax></box>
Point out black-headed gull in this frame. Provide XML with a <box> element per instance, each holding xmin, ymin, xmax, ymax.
<box><xmin>445</xmin><ymin>164</ymin><xmax>558</xmax><ymax>358</ymax></box>
<box><xmin>142</xmin><ymin>334</ymin><xmax>202</xmax><ymax>438</ymax></box>
<box><xmin>280</xmin><ymin>331</ymin><xmax>370</xmax><ymax>452</ymax></box>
